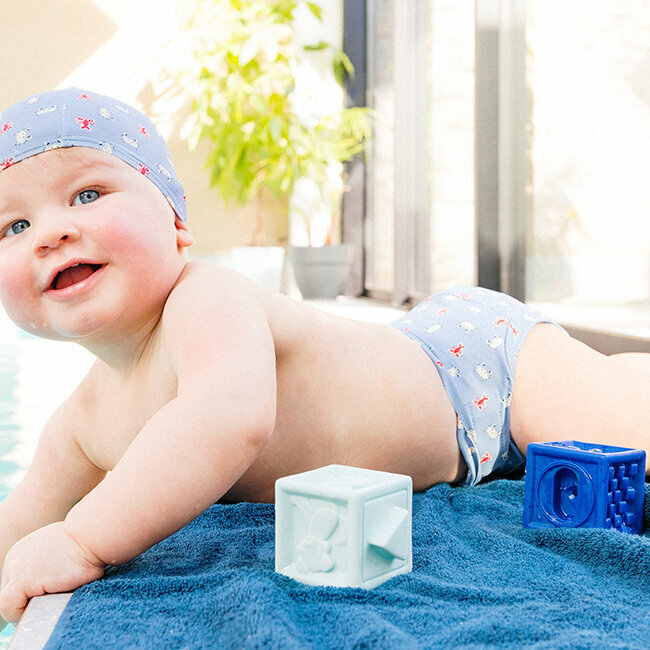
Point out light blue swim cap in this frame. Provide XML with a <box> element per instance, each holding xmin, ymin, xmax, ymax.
<box><xmin>0</xmin><ymin>87</ymin><xmax>187</xmax><ymax>222</ymax></box>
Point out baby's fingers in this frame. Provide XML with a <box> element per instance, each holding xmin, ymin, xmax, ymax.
<box><xmin>0</xmin><ymin>579</ymin><xmax>30</xmax><ymax>624</ymax></box>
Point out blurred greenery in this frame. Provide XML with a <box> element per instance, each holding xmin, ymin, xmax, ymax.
<box><xmin>177</xmin><ymin>0</ymin><xmax>371</xmax><ymax>243</ymax></box>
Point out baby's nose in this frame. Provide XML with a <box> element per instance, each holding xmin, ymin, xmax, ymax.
<box><xmin>33</xmin><ymin>218</ymin><xmax>81</xmax><ymax>254</ymax></box>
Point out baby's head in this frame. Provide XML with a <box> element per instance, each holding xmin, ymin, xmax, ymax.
<box><xmin>0</xmin><ymin>87</ymin><xmax>186</xmax><ymax>222</ymax></box>
<box><xmin>0</xmin><ymin>88</ymin><xmax>194</xmax><ymax>344</ymax></box>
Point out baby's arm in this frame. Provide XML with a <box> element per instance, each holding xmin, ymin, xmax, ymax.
<box><xmin>1</xmin><ymin>267</ymin><xmax>277</xmax><ymax>621</ymax></box>
<box><xmin>0</xmin><ymin>397</ymin><xmax>106</xmax><ymax>628</ymax></box>
<box><xmin>66</xmin><ymin>272</ymin><xmax>277</xmax><ymax>562</ymax></box>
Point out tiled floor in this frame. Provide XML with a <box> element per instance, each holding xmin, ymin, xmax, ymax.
<box><xmin>530</xmin><ymin>301</ymin><xmax>650</xmax><ymax>340</ymax></box>
<box><xmin>305</xmin><ymin>296</ymin><xmax>406</xmax><ymax>323</ymax></box>
<box><xmin>8</xmin><ymin>595</ymin><xmax>71</xmax><ymax>650</ymax></box>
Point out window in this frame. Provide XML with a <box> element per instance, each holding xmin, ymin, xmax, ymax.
<box><xmin>353</xmin><ymin>0</ymin><xmax>476</xmax><ymax>304</ymax></box>
<box><xmin>525</xmin><ymin>0</ymin><xmax>650</xmax><ymax>345</ymax></box>
<box><xmin>343</xmin><ymin>0</ymin><xmax>650</xmax><ymax>349</ymax></box>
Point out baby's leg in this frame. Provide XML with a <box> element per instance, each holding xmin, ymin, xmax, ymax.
<box><xmin>511</xmin><ymin>323</ymin><xmax>650</xmax><ymax>475</ymax></box>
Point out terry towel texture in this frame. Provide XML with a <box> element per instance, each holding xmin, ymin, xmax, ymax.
<box><xmin>46</xmin><ymin>480</ymin><xmax>650</xmax><ymax>649</ymax></box>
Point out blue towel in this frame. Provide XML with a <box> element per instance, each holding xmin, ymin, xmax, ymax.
<box><xmin>46</xmin><ymin>479</ymin><xmax>650</xmax><ymax>649</ymax></box>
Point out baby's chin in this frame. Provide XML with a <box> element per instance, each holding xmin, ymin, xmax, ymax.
<box><xmin>9</xmin><ymin>317</ymin><xmax>69</xmax><ymax>341</ymax></box>
<box><xmin>6</xmin><ymin>311</ymin><xmax>102</xmax><ymax>343</ymax></box>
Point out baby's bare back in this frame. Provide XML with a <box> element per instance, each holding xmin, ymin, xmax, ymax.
<box><xmin>225</xmin><ymin>291</ymin><xmax>464</xmax><ymax>501</ymax></box>
<box><xmin>75</xmin><ymin>273</ymin><xmax>464</xmax><ymax>503</ymax></box>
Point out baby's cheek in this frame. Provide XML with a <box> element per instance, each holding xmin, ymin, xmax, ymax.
<box><xmin>0</xmin><ymin>283</ymin><xmax>39</xmax><ymax>330</ymax></box>
<box><xmin>0</xmin><ymin>267</ymin><xmax>25</xmax><ymax>308</ymax></box>
<box><xmin>101</xmin><ymin>210</ymin><xmax>167</xmax><ymax>255</ymax></box>
<box><xmin>0</xmin><ymin>252</ymin><xmax>38</xmax><ymax>306</ymax></box>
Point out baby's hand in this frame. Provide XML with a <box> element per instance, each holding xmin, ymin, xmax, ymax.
<box><xmin>0</xmin><ymin>522</ymin><xmax>104</xmax><ymax>623</ymax></box>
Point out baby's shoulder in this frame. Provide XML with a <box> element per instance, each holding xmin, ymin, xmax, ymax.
<box><xmin>157</xmin><ymin>259</ymin><xmax>279</xmax><ymax>350</ymax></box>
<box><xmin>165</xmin><ymin>260</ymin><xmax>262</xmax><ymax>306</ymax></box>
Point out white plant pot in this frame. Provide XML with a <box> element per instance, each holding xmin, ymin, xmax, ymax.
<box><xmin>288</xmin><ymin>244</ymin><xmax>354</xmax><ymax>299</ymax></box>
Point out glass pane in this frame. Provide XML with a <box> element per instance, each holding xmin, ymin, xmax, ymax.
<box><xmin>365</xmin><ymin>0</ymin><xmax>395</xmax><ymax>294</ymax></box>
<box><xmin>526</xmin><ymin>0</ymin><xmax>650</xmax><ymax>336</ymax></box>
<box><xmin>428</xmin><ymin>0</ymin><xmax>476</xmax><ymax>292</ymax></box>
<box><xmin>365</xmin><ymin>0</ymin><xmax>476</xmax><ymax>297</ymax></box>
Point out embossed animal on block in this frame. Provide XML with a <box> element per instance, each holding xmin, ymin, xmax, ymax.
<box><xmin>275</xmin><ymin>465</ymin><xmax>412</xmax><ymax>589</ymax></box>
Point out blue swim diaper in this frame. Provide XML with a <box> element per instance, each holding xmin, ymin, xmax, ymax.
<box><xmin>392</xmin><ymin>287</ymin><xmax>567</xmax><ymax>487</ymax></box>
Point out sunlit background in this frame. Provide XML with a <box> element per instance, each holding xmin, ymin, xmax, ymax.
<box><xmin>365</xmin><ymin>0</ymin><xmax>649</xmax><ymax>336</ymax></box>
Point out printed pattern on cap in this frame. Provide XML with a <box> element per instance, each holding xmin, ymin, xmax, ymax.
<box><xmin>0</xmin><ymin>87</ymin><xmax>187</xmax><ymax>222</ymax></box>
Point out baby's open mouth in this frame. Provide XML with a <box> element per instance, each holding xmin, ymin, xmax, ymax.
<box><xmin>51</xmin><ymin>263</ymin><xmax>104</xmax><ymax>290</ymax></box>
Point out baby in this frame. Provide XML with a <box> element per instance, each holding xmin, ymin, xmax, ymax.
<box><xmin>0</xmin><ymin>87</ymin><xmax>648</xmax><ymax>626</ymax></box>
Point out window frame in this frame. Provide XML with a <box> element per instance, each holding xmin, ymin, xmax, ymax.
<box><xmin>342</xmin><ymin>0</ymin><xmax>650</xmax><ymax>353</ymax></box>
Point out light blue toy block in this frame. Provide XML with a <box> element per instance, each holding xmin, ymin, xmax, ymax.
<box><xmin>523</xmin><ymin>440</ymin><xmax>646</xmax><ymax>534</ymax></box>
<box><xmin>275</xmin><ymin>465</ymin><xmax>412</xmax><ymax>589</ymax></box>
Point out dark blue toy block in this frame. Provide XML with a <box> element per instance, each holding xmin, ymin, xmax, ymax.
<box><xmin>523</xmin><ymin>441</ymin><xmax>645</xmax><ymax>534</ymax></box>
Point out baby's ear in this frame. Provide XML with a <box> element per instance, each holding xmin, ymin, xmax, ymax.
<box><xmin>175</xmin><ymin>215</ymin><xmax>195</xmax><ymax>249</ymax></box>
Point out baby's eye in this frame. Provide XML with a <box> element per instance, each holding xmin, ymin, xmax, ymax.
<box><xmin>72</xmin><ymin>189</ymin><xmax>100</xmax><ymax>206</ymax></box>
<box><xmin>3</xmin><ymin>219</ymin><xmax>31</xmax><ymax>237</ymax></box>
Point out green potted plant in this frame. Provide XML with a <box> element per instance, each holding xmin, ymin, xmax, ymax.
<box><xmin>177</xmin><ymin>0</ymin><xmax>371</xmax><ymax>297</ymax></box>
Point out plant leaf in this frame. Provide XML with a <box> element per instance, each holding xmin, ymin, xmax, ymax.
<box><xmin>239</xmin><ymin>33</ymin><xmax>261</xmax><ymax>67</ymax></box>
<box><xmin>333</xmin><ymin>49</ymin><xmax>355</xmax><ymax>83</ymax></box>
<box><xmin>306</xmin><ymin>2</ymin><xmax>323</xmax><ymax>21</ymax></box>
<box><xmin>304</xmin><ymin>41</ymin><xmax>328</xmax><ymax>51</ymax></box>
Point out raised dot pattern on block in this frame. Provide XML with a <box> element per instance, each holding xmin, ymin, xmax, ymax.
<box><xmin>606</xmin><ymin>463</ymin><xmax>639</xmax><ymax>531</ymax></box>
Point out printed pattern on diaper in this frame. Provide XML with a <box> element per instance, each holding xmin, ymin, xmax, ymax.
<box><xmin>392</xmin><ymin>287</ymin><xmax>564</xmax><ymax>486</ymax></box>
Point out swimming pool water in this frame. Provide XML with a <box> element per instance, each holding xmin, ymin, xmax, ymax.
<box><xmin>0</xmin><ymin>308</ymin><xmax>93</xmax><ymax>643</ymax></box>
<box><xmin>0</xmin><ymin>624</ymin><xmax>11</xmax><ymax>645</ymax></box>
<box><xmin>0</xmin><ymin>312</ymin><xmax>93</xmax><ymax>497</ymax></box>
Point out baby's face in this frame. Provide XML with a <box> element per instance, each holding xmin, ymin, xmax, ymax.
<box><xmin>0</xmin><ymin>147</ymin><xmax>192</xmax><ymax>342</ymax></box>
